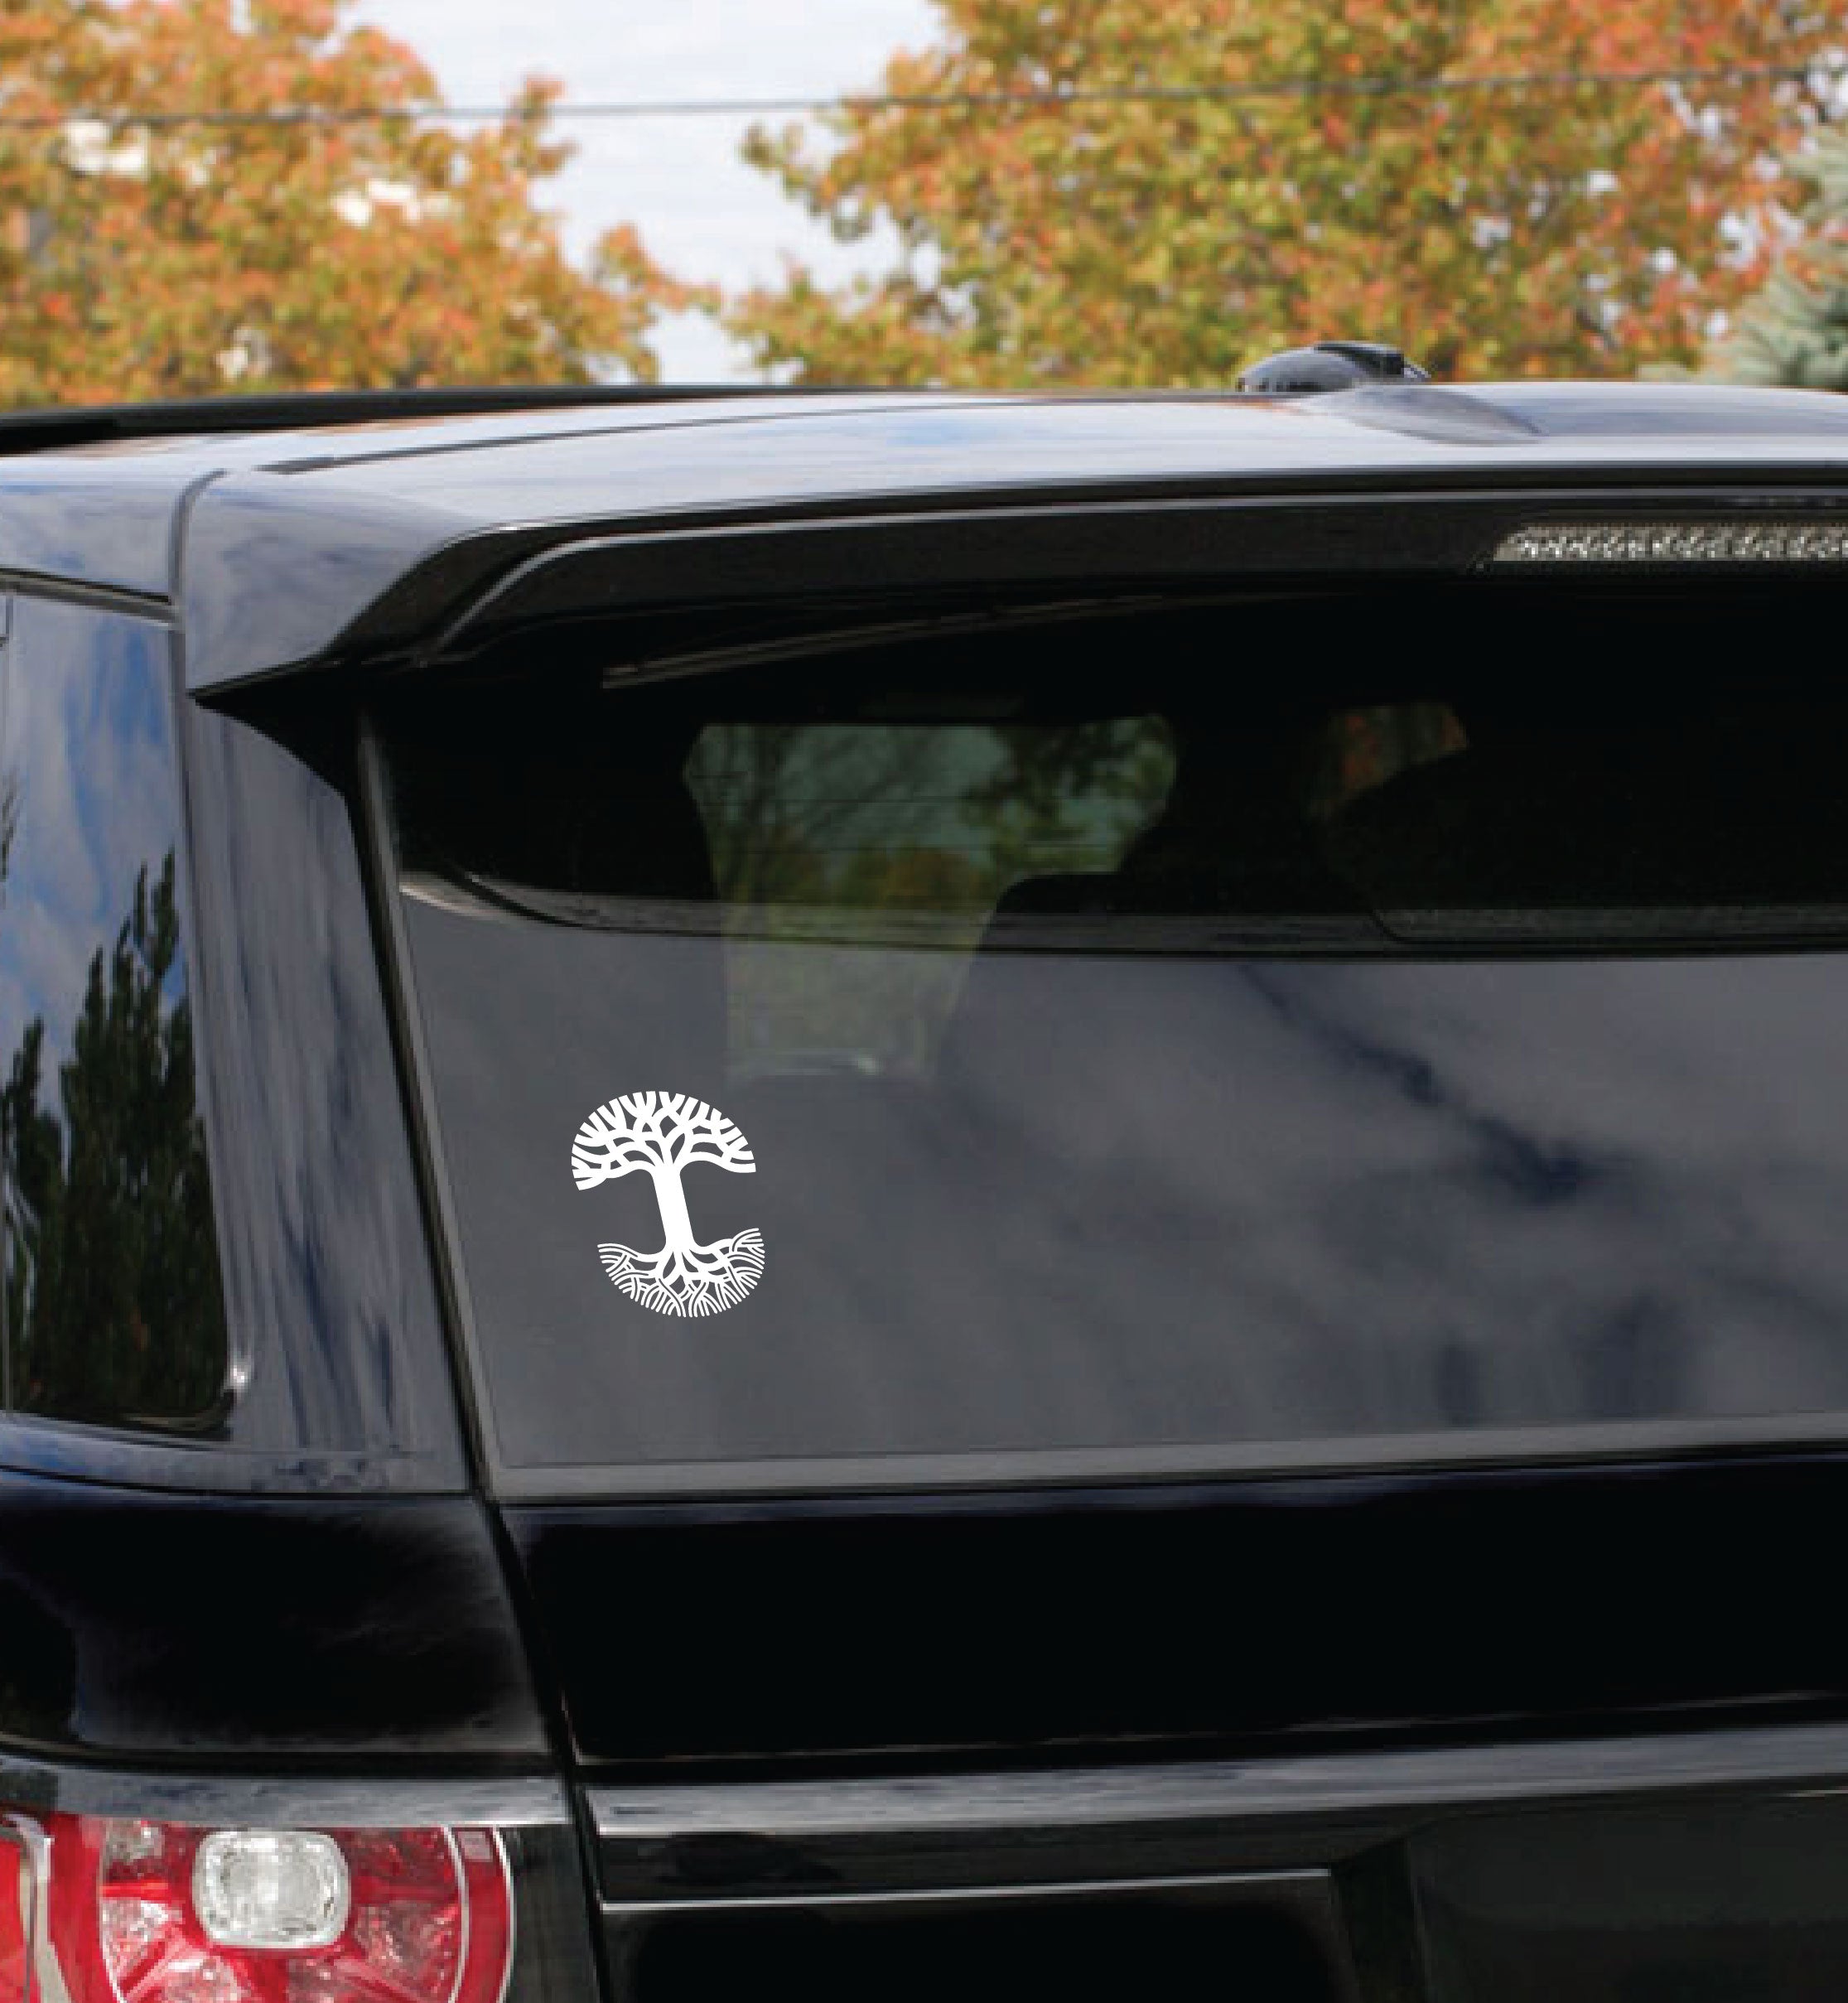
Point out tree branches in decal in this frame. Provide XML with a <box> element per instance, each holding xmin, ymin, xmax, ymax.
<box><xmin>572</xmin><ymin>1092</ymin><xmax>765</xmax><ymax>1318</ymax></box>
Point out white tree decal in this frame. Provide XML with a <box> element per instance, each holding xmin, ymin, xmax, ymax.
<box><xmin>571</xmin><ymin>1091</ymin><xmax>765</xmax><ymax>1317</ymax></box>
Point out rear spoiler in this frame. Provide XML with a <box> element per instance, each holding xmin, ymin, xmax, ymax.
<box><xmin>182</xmin><ymin>474</ymin><xmax>1848</xmax><ymax>699</ymax></box>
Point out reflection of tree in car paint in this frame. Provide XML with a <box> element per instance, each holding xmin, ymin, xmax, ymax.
<box><xmin>572</xmin><ymin>1092</ymin><xmax>765</xmax><ymax>1317</ymax></box>
<box><xmin>1</xmin><ymin>855</ymin><xmax>225</xmax><ymax>1423</ymax></box>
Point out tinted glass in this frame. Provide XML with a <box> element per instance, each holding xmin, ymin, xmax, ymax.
<box><xmin>0</xmin><ymin>597</ymin><xmax>227</xmax><ymax>1431</ymax></box>
<box><xmin>381</xmin><ymin>591</ymin><xmax>1848</xmax><ymax>1490</ymax></box>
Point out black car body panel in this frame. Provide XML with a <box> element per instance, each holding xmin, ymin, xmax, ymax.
<box><xmin>0</xmin><ymin>1469</ymin><xmax>544</xmax><ymax>1760</ymax></box>
<box><xmin>583</xmin><ymin>1728</ymin><xmax>1848</xmax><ymax>2003</ymax></box>
<box><xmin>0</xmin><ymin>453</ymin><xmax>200</xmax><ymax>601</ymax></box>
<box><xmin>8</xmin><ymin>378</ymin><xmax>1848</xmax><ymax>642</ymax></box>
<box><xmin>176</xmin><ymin>699</ymin><xmax>470</xmax><ymax>1493</ymax></box>
<box><xmin>7</xmin><ymin>379</ymin><xmax>1848</xmax><ymax>2003</ymax></box>
<box><xmin>178</xmin><ymin>383</ymin><xmax>1848</xmax><ymax>691</ymax></box>
<box><xmin>509</xmin><ymin>1450</ymin><xmax>1848</xmax><ymax>1771</ymax></box>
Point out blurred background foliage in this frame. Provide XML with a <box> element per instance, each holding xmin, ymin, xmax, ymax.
<box><xmin>727</xmin><ymin>1</ymin><xmax>1846</xmax><ymax>385</ymax></box>
<box><xmin>0</xmin><ymin>0</ymin><xmax>694</xmax><ymax>401</ymax></box>
<box><xmin>0</xmin><ymin>0</ymin><xmax>1842</xmax><ymax>400</ymax></box>
<box><xmin>1706</xmin><ymin>124</ymin><xmax>1848</xmax><ymax>389</ymax></box>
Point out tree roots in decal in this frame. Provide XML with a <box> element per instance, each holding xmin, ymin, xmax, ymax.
<box><xmin>572</xmin><ymin>1092</ymin><xmax>765</xmax><ymax>1317</ymax></box>
<box><xmin>598</xmin><ymin>1227</ymin><xmax>766</xmax><ymax>1317</ymax></box>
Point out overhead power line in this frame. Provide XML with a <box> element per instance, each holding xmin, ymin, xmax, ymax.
<box><xmin>0</xmin><ymin>58</ymin><xmax>1837</xmax><ymax>130</ymax></box>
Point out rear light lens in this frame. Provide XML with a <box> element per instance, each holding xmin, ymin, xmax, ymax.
<box><xmin>17</xmin><ymin>1813</ymin><xmax>512</xmax><ymax>2003</ymax></box>
<box><xmin>1493</xmin><ymin>520</ymin><xmax>1848</xmax><ymax>566</ymax></box>
<box><xmin>191</xmin><ymin>1831</ymin><xmax>350</xmax><ymax>1951</ymax></box>
<box><xmin>2</xmin><ymin>1828</ymin><xmax>27</xmax><ymax>2003</ymax></box>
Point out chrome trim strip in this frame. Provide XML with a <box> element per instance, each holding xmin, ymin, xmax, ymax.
<box><xmin>3</xmin><ymin>1813</ymin><xmax>72</xmax><ymax>2003</ymax></box>
<box><xmin>0</xmin><ymin>1752</ymin><xmax>568</xmax><ymax>1829</ymax></box>
<box><xmin>600</xmin><ymin>1865</ymin><xmax>1334</xmax><ymax>1919</ymax></box>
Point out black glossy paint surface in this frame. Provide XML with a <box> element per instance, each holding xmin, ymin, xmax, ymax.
<box><xmin>0</xmin><ymin>380</ymin><xmax>1840</xmax><ymax>683</ymax></box>
<box><xmin>0</xmin><ymin>599</ymin><xmax>226</xmax><ymax>1431</ymax></box>
<box><xmin>168</xmin><ymin>382</ymin><xmax>1848</xmax><ymax>691</ymax></box>
<box><xmin>583</xmin><ymin>1720</ymin><xmax>1848</xmax><ymax>1903</ymax></box>
<box><xmin>175</xmin><ymin>702</ymin><xmax>466</xmax><ymax>1491</ymax></box>
<box><xmin>1411</xmin><ymin>1795</ymin><xmax>1848</xmax><ymax>2003</ymax></box>
<box><xmin>0</xmin><ymin>456</ymin><xmax>192</xmax><ymax>599</ymax></box>
<box><xmin>510</xmin><ymin>1452</ymin><xmax>1848</xmax><ymax>1767</ymax></box>
<box><xmin>0</xmin><ymin>1466</ymin><xmax>544</xmax><ymax>1759</ymax></box>
<box><xmin>586</xmin><ymin>1763</ymin><xmax>1848</xmax><ymax>2003</ymax></box>
<box><xmin>607</xmin><ymin>1876</ymin><xmax>1356</xmax><ymax>2003</ymax></box>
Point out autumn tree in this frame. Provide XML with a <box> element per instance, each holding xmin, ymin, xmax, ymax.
<box><xmin>726</xmin><ymin>0</ymin><xmax>1845</xmax><ymax>386</ymax></box>
<box><xmin>0</xmin><ymin>0</ymin><xmax>691</xmax><ymax>403</ymax></box>
<box><xmin>1706</xmin><ymin>126</ymin><xmax>1848</xmax><ymax>389</ymax></box>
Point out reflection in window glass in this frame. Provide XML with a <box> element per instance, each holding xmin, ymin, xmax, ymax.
<box><xmin>0</xmin><ymin>599</ymin><xmax>227</xmax><ymax>1431</ymax></box>
<box><xmin>686</xmin><ymin>717</ymin><xmax>1173</xmax><ymax>1078</ymax></box>
<box><xmin>384</xmin><ymin>598</ymin><xmax>1848</xmax><ymax>1489</ymax></box>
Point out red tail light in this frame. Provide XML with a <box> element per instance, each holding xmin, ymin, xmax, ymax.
<box><xmin>2</xmin><ymin>1827</ymin><xmax>27</xmax><ymax>2003</ymax></box>
<box><xmin>10</xmin><ymin>1813</ymin><xmax>512</xmax><ymax>2003</ymax></box>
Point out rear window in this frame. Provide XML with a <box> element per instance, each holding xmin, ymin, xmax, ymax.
<box><xmin>378</xmin><ymin>588</ymin><xmax>1848</xmax><ymax>1492</ymax></box>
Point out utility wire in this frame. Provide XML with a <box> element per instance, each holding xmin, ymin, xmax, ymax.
<box><xmin>0</xmin><ymin>58</ymin><xmax>1838</xmax><ymax>129</ymax></box>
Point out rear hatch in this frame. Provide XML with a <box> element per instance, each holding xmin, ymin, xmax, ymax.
<box><xmin>369</xmin><ymin>553</ymin><xmax>1848</xmax><ymax>1995</ymax></box>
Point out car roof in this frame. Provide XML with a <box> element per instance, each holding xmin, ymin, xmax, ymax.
<box><xmin>3</xmin><ymin>380</ymin><xmax>1846</xmax><ymax>691</ymax></box>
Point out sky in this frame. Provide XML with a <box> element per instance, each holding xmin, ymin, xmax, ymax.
<box><xmin>350</xmin><ymin>0</ymin><xmax>940</xmax><ymax>380</ymax></box>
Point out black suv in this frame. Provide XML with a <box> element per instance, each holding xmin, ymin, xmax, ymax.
<box><xmin>7</xmin><ymin>373</ymin><xmax>1848</xmax><ymax>2003</ymax></box>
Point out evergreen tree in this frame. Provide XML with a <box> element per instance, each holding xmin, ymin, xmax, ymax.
<box><xmin>2</xmin><ymin>856</ymin><xmax>225</xmax><ymax>1426</ymax></box>
<box><xmin>1710</xmin><ymin>130</ymin><xmax>1848</xmax><ymax>390</ymax></box>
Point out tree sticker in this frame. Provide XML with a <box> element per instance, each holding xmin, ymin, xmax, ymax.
<box><xmin>571</xmin><ymin>1092</ymin><xmax>765</xmax><ymax>1317</ymax></box>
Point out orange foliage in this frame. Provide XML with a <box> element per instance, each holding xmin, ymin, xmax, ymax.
<box><xmin>726</xmin><ymin>0</ymin><xmax>1845</xmax><ymax>385</ymax></box>
<box><xmin>0</xmin><ymin>0</ymin><xmax>693</xmax><ymax>404</ymax></box>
